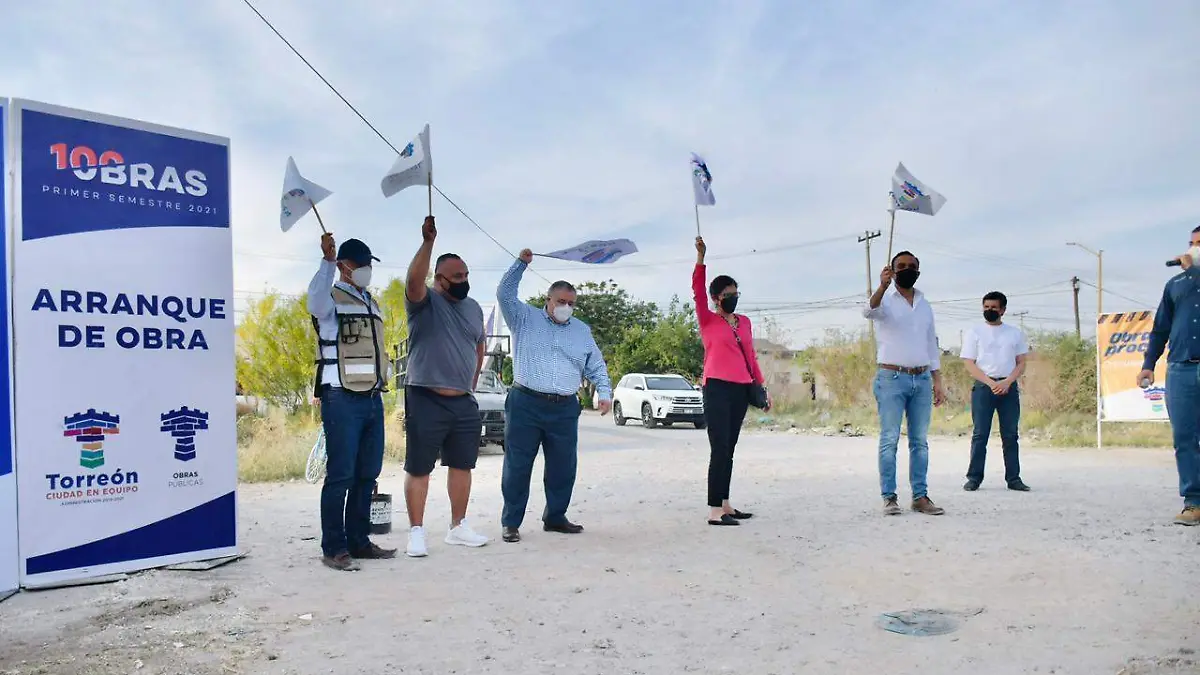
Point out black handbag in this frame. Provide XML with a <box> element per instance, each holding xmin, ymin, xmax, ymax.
<box><xmin>729</xmin><ymin>320</ymin><xmax>770</xmax><ymax>410</ymax></box>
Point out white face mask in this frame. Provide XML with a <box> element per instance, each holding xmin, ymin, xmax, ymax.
<box><xmin>551</xmin><ymin>305</ymin><xmax>573</xmax><ymax>323</ymax></box>
<box><xmin>350</xmin><ymin>266</ymin><xmax>373</xmax><ymax>289</ymax></box>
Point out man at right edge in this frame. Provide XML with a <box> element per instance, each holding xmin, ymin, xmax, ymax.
<box><xmin>864</xmin><ymin>251</ymin><xmax>947</xmax><ymax>516</ymax></box>
<box><xmin>1139</xmin><ymin>225</ymin><xmax>1200</xmax><ymax>526</ymax></box>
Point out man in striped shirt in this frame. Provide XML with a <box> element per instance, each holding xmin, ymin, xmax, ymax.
<box><xmin>496</xmin><ymin>249</ymin><xmax>613</xmax><ymax>543</ymax></box>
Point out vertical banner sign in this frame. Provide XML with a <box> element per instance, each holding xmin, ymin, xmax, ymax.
<box><xmin>1097</xmin><ymin>310</ymin><xmax>1169</xmax><ymax>422</ymax></box>
<box><xmin>0</xmin><ymin>97</ymin><xmax>19</xmax><ymax>598</ymax></box>
<box><xmin>11</xmin><ymin>100</ymin><xmax>237</xmax><ymax>586</ymax></box>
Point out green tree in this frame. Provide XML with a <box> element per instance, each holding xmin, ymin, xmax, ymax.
<box><xmin>527</xmin><ymin>279</ymin><xmax>658</xmax><ymax>356</ymax></box>
<box><xmin>610</xmin><ymin>297</ymin><xmax>704</xmax><ymax>383</ymax></box>
<box><xmin>236</xmin><ymin>293</ymin><xmax>315</xmax><ymax>411</ymax></box>
<box><xmin>377</xmin><ymin>277</ymin><xmax>410</xmax><ymax>357</ymax></box>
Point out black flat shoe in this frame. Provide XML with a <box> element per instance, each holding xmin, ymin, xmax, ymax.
<box><xmin>708</xmin><ymin>514</ymin><xmax>739</xmax><ymax>526</ymax></box>
<box><xmin>1008</xmin><ymin>480</ymin><xmax>1031</xmax><ymax>492</ymax></box>
<box><xmin>963</xmin><ymin>480</ymin><xmax>980</xmax><ymax>492</ymax></box>
<box><xmin>502</xmin><ymin>527</ymin><xmax>520</xmax><ymax>543</ymax></box>
<box><xmin>728</xmin><ymin>509</ymin><xmax>754</xmax><ymax>519</ymax></box>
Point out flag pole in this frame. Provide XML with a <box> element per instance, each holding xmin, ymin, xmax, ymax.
<box><xmin>694</xmin><ymin>205</ymin><xmax>701</xmax><ymax>237</ymax></box>
<box><xmin>885</xmin><ymin>192</ymin><xmax>896</xmax><ymax>265</ymax></box>
<box><xmin>309</xmin><ymin>199</ymin><xmax>328</xmax><ymax>234</ymax></box>
<box><xmin>427</xmin><ymin>172</ymin><xmax>433</xmax><ymax>217</ymax></box>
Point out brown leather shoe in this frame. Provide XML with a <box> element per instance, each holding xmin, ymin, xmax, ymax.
<box><xmin>349</xmin><ymin>542</ymin><xmax>397</xmax><ymax>559</ymax></box>
<box><xmin>1174</xmin><ymin>506</ymin><xmax>1200</xmax><ymax>526</ymax></box>
<box><xmin>502</xmin><ymin>527</ymin><xmax>520</xmax><ymax>543</ymax></box>
<box><xmin>882</xmin><ymin>497</ymin><xmax>903</xmax><ymax>516</ymax></box>
<box><xmin>322</xmin><ymin>552</ymin><xmax>361</xmax><ymax>571</ymax></box>
<box><xmin>911</xmin><ymin>496</ymin><xmax>945</xmax><ymax>516</ymax></box>
<box><xmin>543</xmin><ymin>520</ymin><xmax>584</xmax><ymax>534</ymax></box>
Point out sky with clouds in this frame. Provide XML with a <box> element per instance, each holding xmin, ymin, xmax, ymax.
<box><xmin>2</xmin><ymin>0</ymin><xmax>1198</xmax><ymax>348</ymax></box>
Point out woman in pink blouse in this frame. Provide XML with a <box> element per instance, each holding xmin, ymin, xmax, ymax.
<box><xmin>693</xmin><ymin>237</ymin><xmax>772</xmax><ymax>527</ymax></box>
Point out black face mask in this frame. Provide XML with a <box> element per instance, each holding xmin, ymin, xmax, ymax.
<box><xmin>719</xmin><ymin>295</ymin><xmax>739</xmax><ymax>314</ymax></box>
<box><xmin>446</xmin><ymin>280</ymin><xmax>470</xmax><ymax>301</ymax></box>
<box><xmin>983</xmin><ymin>309</ymin><xmax>1001</xmax><ymax>323</ymax></box>
<box><xmin>894</xmin><ymin>268</ymin><xmax>920</xmax><ymax>289</ymax></box>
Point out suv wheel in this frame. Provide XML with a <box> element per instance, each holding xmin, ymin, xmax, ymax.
<box><xmin>641</xmin><ymin>403</ymin><xmax>658</xmax><ymax>429</ymax></box>
<box><xmin>613</xmin><ymin>401</ymin><xmax>626</xmax><ymax>426</ymax></box>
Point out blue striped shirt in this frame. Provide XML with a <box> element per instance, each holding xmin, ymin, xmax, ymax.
<box><xmin>497</xmin><ymin>260</ymin><xmax>613</xmax><ymax>400</ymax></box>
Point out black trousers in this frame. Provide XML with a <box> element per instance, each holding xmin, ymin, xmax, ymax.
<box><xmin>703</xmin><ymin>378</ymin><xmax>752</xmax><ymax>507</ymax></box>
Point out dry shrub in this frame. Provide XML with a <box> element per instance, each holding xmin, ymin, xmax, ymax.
<box><xmin>237</xmin><ymin>399</ymin><xmax>407</xmax><ymax>483</ymax></box>
<box><xmin>237</xmin><ymin>410</ymin><xmax>314</xmax><ymax>483</ymax></box>
<box><xmin>789</xmin><ymin>328</ymin><xmax>1161</xmax><ymax>447</ymax></box>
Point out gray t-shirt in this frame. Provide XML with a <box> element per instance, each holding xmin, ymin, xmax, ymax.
<box><xmin>405</xmin><ymin>288</ymin><xmax>485</xmax><ymax>392</ymax></box>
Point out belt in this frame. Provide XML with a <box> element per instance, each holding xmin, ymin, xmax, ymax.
<box><xmin>320</xmin><ymin>384</ymin><xmax>380</xmax><ymax>397</ymax></box>
<box><xmin>879</xmin><ymin>364</ymin><xmax>929</xmax><ymax>375</ymax></box>
<box><xmin>513</xmin><ymin>383</ymin><xmax>576</xmax><ymax>403</ymax></box>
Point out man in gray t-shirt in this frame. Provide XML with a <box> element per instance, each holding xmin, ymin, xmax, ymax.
<box><xmin>401</xmin><ymin>216</ymin><xmax>489</xmax><ymax>558</ymax></box>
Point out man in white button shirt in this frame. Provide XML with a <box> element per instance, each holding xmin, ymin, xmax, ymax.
<box><xmin>864</xmin><ymin>251</ymin><xmax>947</xmax><ymax>516</ymax></box>
<box><xmin>960</xmin><ymin>291</ymin><xmax>1030</xmax><ymax>492</ymax></box>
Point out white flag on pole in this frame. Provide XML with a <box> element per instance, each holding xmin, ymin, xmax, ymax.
<box><xmin>280</xmin><ymin>157</ymin><xmax>333</xmax><ymax>232</ymax></box>
<box><xmin>691</xmin><ymin>153</ymin><xmax>715</xmax><ymax>206</ymax></box>
<box><xmin>381</xmin><ymin>124</ymin><xmax>432</xmax><ymax>198</ymax></box>
<box><xmin>541</xmin><ymin>238</ymin><xmax>639</xmax><ymax>264</ymax></box>
<box><xmin>891</xmin><ymin>162</ymin><xmax>946</xmax><ymax>216</ymax></box>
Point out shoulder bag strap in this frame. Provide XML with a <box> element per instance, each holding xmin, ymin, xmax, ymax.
<box><xmin>727</xmin><ymin>319</ymin><xmax>758</xmax><ymax>384</ymax></box>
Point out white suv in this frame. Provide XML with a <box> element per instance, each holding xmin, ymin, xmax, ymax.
<box><xmin>612</xmin><ymin>373</ymin><xmax>705</xmax><ymax>429</ymax></box>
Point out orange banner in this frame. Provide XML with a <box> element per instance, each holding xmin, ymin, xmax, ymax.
<box><xmin>1097</xmin><ymin>310</ymin><xmax>1168</xmax><ymax>421</ymax></box>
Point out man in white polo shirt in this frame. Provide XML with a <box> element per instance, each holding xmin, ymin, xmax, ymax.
<box><xmin>960</xmin><ymin>291</ymin><xmax>1030</xmax><ymax>492</ymax></box>
<box><xmin>864</xmin><ymin>251</ymin><xmax>947</xmax><ymax>516</ymax></box>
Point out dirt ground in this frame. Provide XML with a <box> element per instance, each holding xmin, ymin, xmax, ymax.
<box><xmin>1</xmin><ymin>414</ymin><xmax>1198</xmax><ymax>675</ymax></box>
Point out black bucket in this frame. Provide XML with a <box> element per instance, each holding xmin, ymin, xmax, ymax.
<box><xmin>370</xmin><ymin>485</ymin><xmax>392</xmax><ymax>535</ymax></box>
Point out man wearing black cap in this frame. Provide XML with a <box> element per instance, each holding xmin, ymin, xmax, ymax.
<box><xmin>307</xmin><ymin>232</ymin><xmax>395</xmax><ymax>571</ymax></box>
<box><xmin>402</xmin><ymin>215</ymin><xmax>490</xmax><ymax>557</ymax></box>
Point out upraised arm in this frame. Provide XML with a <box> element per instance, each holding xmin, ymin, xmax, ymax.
<box><xmin>306</xmin><ymin>233</ymin><xmax>337</xmax><ymax>319</ymax></box>
<box><xmin>406</xmin><ymin>216</ymin><xmax>437</xmax><ymax>306</ymax></box>
<box><xmin>497</xmin><ymin>250</ymin><xmax>537</xmax><ymax>331</ymax></box>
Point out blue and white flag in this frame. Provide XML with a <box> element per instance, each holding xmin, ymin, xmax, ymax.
<box><xmin>381</xmin><ymin>124</ymin><xmax>432</xmax><ymax>198</ymax></box>
<box><xmin>691</xmin><ymin>153</ymin><xmax>715</xmax><ymax>206</ymax></box>
<box><xmin>542</xmin><ymin>238</ymin><xmax>639</xmax><ymax>264</ymax></box>
<box><xmin>891</xmin><ymin>162</ymin><xmax>946</xmax><ymax>216</ymax></box>
<box><xmin>280</xmin><ymin>157</ymin><xmax>332</xmax><ymax>231</ymax></box>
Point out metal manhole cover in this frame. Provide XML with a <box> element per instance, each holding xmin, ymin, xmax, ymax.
<box><xmin>876</xmin><ymin>608</ymin><xmax>984</xmax><ymax>636</ymax></box>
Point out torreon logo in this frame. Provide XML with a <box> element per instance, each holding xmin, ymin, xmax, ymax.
<box><xmin>160</xmin><ymin>406</ymin><xmax>209</xmax><ymax>462</ymax></box>
<box><xmin>49</xmin><ymin>408</ymin><xmax>138</xmax><ymax>501</ymax></box>
<box><xmin>49</xmin><ymin>143</ymin><xmax>208</xmax><ymax>196</ymax></box>
<box><xmin>1143</xmin><ymin>386</ymin><xmax>1167</xmax><ymax>414</ymax></box>
<box><xmin>63</xmin><ymin>408</ymin><xmax>120</xmax><ymax>469</ymax></box>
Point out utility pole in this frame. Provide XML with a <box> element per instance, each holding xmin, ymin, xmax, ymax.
<box><xmin>1012</xmin><ymin>311</ymin><xmax>1029</xmax><ymax>331</ymax></box>
<box><xmin>1071</xmin><ymin>276</ymin><xmax>1081</xmax><ymax>338</ymax></box>
<box><xmin>859</xmin><ymin>230</ymin><xmax>881</xmax><ymax>338</ymax></box>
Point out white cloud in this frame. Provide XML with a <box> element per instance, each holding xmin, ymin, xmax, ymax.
<box><xmin>2</xmin><ymin>0</ymin><xmax>1197</xmax><ymax>342</ymax></box>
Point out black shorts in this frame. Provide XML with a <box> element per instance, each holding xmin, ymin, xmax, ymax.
<box><xmin>403</xmin><ymin>386</ymin><xmax>480</xmax><ymax>476</ymax></box>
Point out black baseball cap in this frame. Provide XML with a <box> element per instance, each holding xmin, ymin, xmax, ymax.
<box><xmin>336</xmin><ymin>239</ymin><xmax>380</xmax><ymax>266</ymax></box>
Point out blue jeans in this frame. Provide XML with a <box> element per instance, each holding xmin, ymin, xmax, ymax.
<box><xmin>967</xmin><ymin>381</ymin><xmax>1021</xmax><ymax>484</ymax></box>
<box><xmin>873</xmin><ymin>369</ymin><xmax>932</xmax><ymax>499</ymax></box>
<box><xmin>1165</xmin><ymin>362</ymin><xmax>1200</xmax><ymax>508</ymax></box>
<box><xmin>319</xmin><ymin>389</ymin><xmax>385</xmax><ymax>556</ymax></box>
<box><xmin>501</xmin><ymin>388</ymin><xmax>581</xmax><ymax>529</ymax></box>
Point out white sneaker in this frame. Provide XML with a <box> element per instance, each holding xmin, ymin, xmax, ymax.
<box><xmin>406</xmin><ymin>526</ymin><xmax>428</xmax><ymax>558</ymax></box>
<box><xmin>444</xmin><ymin>520</ymin><xmax>489</xmax><ymax>548</ymax></box>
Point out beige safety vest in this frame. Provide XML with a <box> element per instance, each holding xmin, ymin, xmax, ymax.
<box><xmin>312</xmin><ymin>284</ymin><xmax>387</xmax><ymax>396</ymax></box>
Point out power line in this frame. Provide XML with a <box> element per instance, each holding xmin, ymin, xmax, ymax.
<box><xmin>1076</xmin><ymin>279</ymin><xmax>1153</xmax><ymax>309</ymax></box>
<box><xmin>234</xmin><ymin>232</ymin><xmax>855</xmax><ymax>273</ymax></box>
<box><xmin>239</xmin><ymin>0</ymin><xmax>549</xmax><ymax>283</ymax></box>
